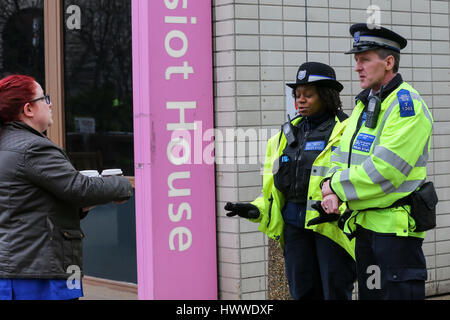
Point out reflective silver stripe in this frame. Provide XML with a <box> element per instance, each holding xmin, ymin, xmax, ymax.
<box><xmin>311</xmin><ymin>166</ymin><xmax>329</xmax><ymax>177</ymax></box>
<box><xmin>362</xmin><ymin>157</ymin><xmax>396</xmax><ymax>194</ymax></box>
<box><xmin>373</xmin><ymin>145</ymin><xmax>413</xmax><ymax>177</ymax></box>
<box><xmin>334</xmin><ymin>146</ymin><xmax>343</xmax><ymax>155</ymax></box>
<box><xmin>416</xmin><ymin>155</ymin><xmax>428</xmax><ymax>168</ymax></box>
<box><xmin>332</xmin><ymin>149</ymin><xmax>368</xmax><ymax>166</ymax></box>
<box><xmin>331</xmin><ymin>147</ymin><xmax>347</xmax><ymax>164</ymax></box>
<box><xmin>421</xmin><ymin>100</ymin><xmax>434</xmax><ymax>126</ymax></box>
<box><xmin>328</xmin><ymin>166</ymin><xmax>341</xmax><ymax>176</ymax></box>
<box><xmin>272</xmin><ymin>158</ymin><xmax>280</xmax><ymax>175</ymax></box>
<box><xmin>410</xmin><ymin>93</ymin><xmax>433</xmax><ymax>168</ymax></box>
<box><xmin>372</xmin><ymin>98</ymin><xmax>399</xmax><ymax>148</ymax></box>
<box><xmin>393</xmin><ymin>179</ymin><xmax>425</xmax><ymax>193</ymax></box>
<box><xmin>331</xmin><ymin>154</ymin><xmax>342</xmax><ymax>163</ymax></box>
<box><xmin>363</xmin><ymin>157</ymin><xmax>425</xmax><ymax>195</ymax></box>
<box><xmin>332</xmin><ymin>146</ymin><xmax>343</xmax><ymax>156</ymax></box>
<box><xmin>351</xmin><ymin>153</ymin><xmax>370</xmax><ymax>166</ymax></box>
<box><xmin>416</xmin><ymin>138</ymin><xmax>430</xmax><ymax>167</ymax></box>
<box><xmin>410</xmin><ymin>93</ymin><xmax>434</xmax><ymax>126</ymax></box>
<box><xmin>307</xmin><ymin>199</ymin><xmax>316</xmax><ymax>212</ymax></box>
<box><xmin>340</xmin><ymin>170</ymin><xmax>359</xmax><ymax>200</ymax></box>
<box><xmin>331</xmin><ymin>148</ymin><xmax>345</xmax><ymax>163</ymax></box>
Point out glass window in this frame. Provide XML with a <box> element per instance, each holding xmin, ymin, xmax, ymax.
<box><xmin>0</xmin><ymin>0</ymin><xmax>45</xmax><ymax>85</ymax></box>
<box><xmin>64</xmin><ymin>0</ymin><xmax>137</xmax><ymax>284</ymax></box>
<box><xmin>81</xmin><ymin>195</ymin><xmax>137</xmax><ymax>284</ymax></box>
<box><xmin>63</xmin><ymin>0</ymin><xmax>134</xmax><ymax>177</ymax></box>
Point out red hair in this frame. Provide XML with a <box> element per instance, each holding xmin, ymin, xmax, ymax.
<box><xmin>0</xmin><ymin>75</ymin><xmax>37</xmax><ymax>124</ymax></box>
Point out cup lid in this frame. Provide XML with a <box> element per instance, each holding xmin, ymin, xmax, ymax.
<box><xmin>80</xmin><ymin>170</ymin><xmax>100</xmax><ymax>177</ymax></box>
<box><xmin>102</xmin><ymin>169</ymin><xmax>123</xmax><ymax>176</ymax></box>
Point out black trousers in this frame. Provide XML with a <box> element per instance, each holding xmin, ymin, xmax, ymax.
<box><xmin>355</xmin><ymin>227</ymin><xmax>427</xmax><ymax>300</ymax></box>
<box><xmin>283</xmin><ymin>224</ymin><xmax>356</xmax><ymax>300</ymax></box>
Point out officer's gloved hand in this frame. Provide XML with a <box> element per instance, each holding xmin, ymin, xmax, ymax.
<box><xmin>307</xmin><ymin>201</ymin><xmax>340</xmax><ymax>226</ymax></box>
<box><xmin>225</xmin><ymin>202</ymin><xmax>260</xmax><ymax>219</ymax></box>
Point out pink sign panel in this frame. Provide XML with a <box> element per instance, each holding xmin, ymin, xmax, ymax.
<box><xmin>132</xmin><ymin>0</ymin><xmax>217</xmax><ymax>300</ymax></box>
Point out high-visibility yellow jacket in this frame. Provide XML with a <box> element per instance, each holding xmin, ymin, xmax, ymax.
<box><xmin>326</xmin><ymin>79</ymin><xmax>434</xmax><ymax>238</ymax></box>
<box><xmin>250</xmin><ymin>115</ymin><xmax>355</xmax><ymax>259</ymax></box>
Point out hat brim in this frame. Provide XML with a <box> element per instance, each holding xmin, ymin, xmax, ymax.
<box><xmin>286</xmin><ymin>79</ymin><xmax>344</xmax><ymax>93</ymax></box>
<box><xmin>345</xmin><ymin>47</ymin><xmax>374</xmax><ymax>55</ymax></box>
<box><xmin>286</xmin><ymin>82</ymin><xmax>299</xmax><ymax>89</ymax></box>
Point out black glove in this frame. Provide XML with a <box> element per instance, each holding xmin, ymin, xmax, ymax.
<box><xmin>338</xmin><ymin>209</ymin><xmax>353</xmax><ymax>231</ymax></box>
<box><xmin>307</xmin><ymin>201</ymin><xmax>340</xmax><ymax>227</ymax></box>
<box><xmin>225</xmin><ymin>202</ymin><xmax>260</xmax><ymax>219</ymax></box>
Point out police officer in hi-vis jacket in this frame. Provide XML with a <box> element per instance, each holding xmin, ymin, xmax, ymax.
<box><xmin>225</xmin><ymin>62</ymin><xmax>356</xmax><ymax>300</ymax></box>
<box><xmin>321</xmin><ymin>24</ymin><xmax>435</xmax><ymax>300</ymax></box>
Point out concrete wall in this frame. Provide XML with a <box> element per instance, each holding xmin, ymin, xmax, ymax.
<box><xmin>213</xmin><ymin>0</ymin><xmax>450</xmax><ymax>300</ymax></box>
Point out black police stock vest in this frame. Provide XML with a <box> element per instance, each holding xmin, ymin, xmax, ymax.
<box><xmin>274</xmin><ymin>114</ymin><xmax>336</xmax><ymax>205</ymax></box>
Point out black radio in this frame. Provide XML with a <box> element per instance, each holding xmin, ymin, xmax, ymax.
<box><xmin>365</xmin><ymin>86</ymin><xmax>385</xmax><ymax>129</ymax></box>
<box><xmin>282</xmin><ymin>115</ymin><xmax>298</xmax><ymax>147</ymax></box>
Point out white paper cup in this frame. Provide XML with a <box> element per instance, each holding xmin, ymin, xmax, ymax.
<box><xmin>101</xmin><ymin>169</ymin><xmax>123</xmax><ymax>177</ymax></box>
<box><xmin>80</xmin><ymin>170</ymin><xmax>100</xmax><ymax>178</ymax></box>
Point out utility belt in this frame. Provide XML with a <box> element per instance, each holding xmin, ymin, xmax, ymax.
<box><xmin>355</xmin><ymin>182</ymin><xmax>439</xmax><ymax>233</ymax></box>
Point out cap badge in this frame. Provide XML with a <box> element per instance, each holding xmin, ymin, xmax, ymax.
<box><xmin>354</xmin><ymin>31</ymin><xmax>360</xmax><ymax>44</ymax></box>
<box><xmin>298</xmin><ymin>70</ymin><xmax>307</xmax><ymax>81</ymax></box>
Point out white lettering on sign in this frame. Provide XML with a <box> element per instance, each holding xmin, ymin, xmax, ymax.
<box><xmin>164</xmin><ymin>0</ymin><xmax>188</xmax><ymax>10</ymax></box>
<box><xmin>165</xmin><ymin>0</ymin><xmax>198</xmax><ymax>253</ymax></box>
<box><xmin>166</xmin><ymin>62</ymin><xmax>194</xmax><ymax>80</ymax></box>
<box><xmin>166</xmin><ymin>102</ymin><xmax>197</xmax><ymax>132</ymax></box>
<box><xmin>165</xmin><ymin>30</ymin><xmax>188</xmax><ymax>58</ymax></box>
<box><xmin>169</xmin><ymin>227</ymin><xmax>192</xmax><ymax>252</ymax></box>
<box><xmin>164</xmin><ymin>0</ymin><xmax>196</xmax><ymax>81</ymax></box>
<box><xmin>168</xmin><ymin>170</ymin><xmax>193</xmax><ymax>252</ymax></box>
<box><xmin>169</xmin><ymin>203</ymin><xmax>192</xmax><ymax>223</ymax></box>
<box><xmin>168</xmin><ymin>172</ymin><xmax>191</xmax><ymax>198</ymax></box>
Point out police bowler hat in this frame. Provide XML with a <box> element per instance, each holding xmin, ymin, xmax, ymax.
<box><xmin>286</xmin><ymin>62</ymin><xmax>344</xmax><ymax>93</ymax></box>
<box><xmin>346</xmin><ymin>23</ymin><xmax>408</xmax><ymax>54</ymax></box>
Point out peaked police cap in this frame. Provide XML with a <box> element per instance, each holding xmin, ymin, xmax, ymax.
<box><xmin>346</xmin><ymin>23</ymin><xmax>408</xmax><ymax>54</ymax></box>
<box><xmin>286</xmin><ymin>62</ymin><xmax>344</xmax><ymax>92</ymax></box>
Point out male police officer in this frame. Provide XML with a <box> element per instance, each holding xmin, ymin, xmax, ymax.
<box><xmin>320</xmin><ymin>24</ymin><xmax>434</xmax><ymax>300</ymax></box>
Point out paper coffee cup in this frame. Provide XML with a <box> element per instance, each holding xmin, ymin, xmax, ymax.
<box><xmin>80</xmin><ymin>170</ymin><xmax>100</xmax><ymax>178</ymax></box>
<box><xmin>101</xmin><ymin>169</ymin><xmax>123</xmax><ymax>177</ymax></box>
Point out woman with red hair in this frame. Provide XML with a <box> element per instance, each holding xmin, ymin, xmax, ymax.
<box><xmin>0</xmin><ymin>75</ymin><xmax>43</xmax><ymax>125</ymax></box>
<box><xmin>0</xmin><ymin>75</ymin><xmax>133</xmax><ymax>300</ymax></box>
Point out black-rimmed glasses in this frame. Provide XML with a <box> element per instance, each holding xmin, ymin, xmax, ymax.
<box><xmin>29</xmin><ymin>95</ymin><xmax>51</xmax><ymax>105</ymax></box>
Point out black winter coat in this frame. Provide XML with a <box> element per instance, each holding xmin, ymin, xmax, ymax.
<box><xmin>0</xmin><ymin>122</ymin><xmax>133</xmax><ymax>279</ymax></box>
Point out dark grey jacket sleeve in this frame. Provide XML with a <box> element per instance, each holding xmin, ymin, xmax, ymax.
<box><xmin>23</xmin><ymin>139</ymin><xmax>133</xmax><ymax>208</ymax></box>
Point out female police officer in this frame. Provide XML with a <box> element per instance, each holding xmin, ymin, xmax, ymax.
<box><xmin>225</xmin><ymin>62</ymin><xmax>356</xmax><ymax>300</ymax></box>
